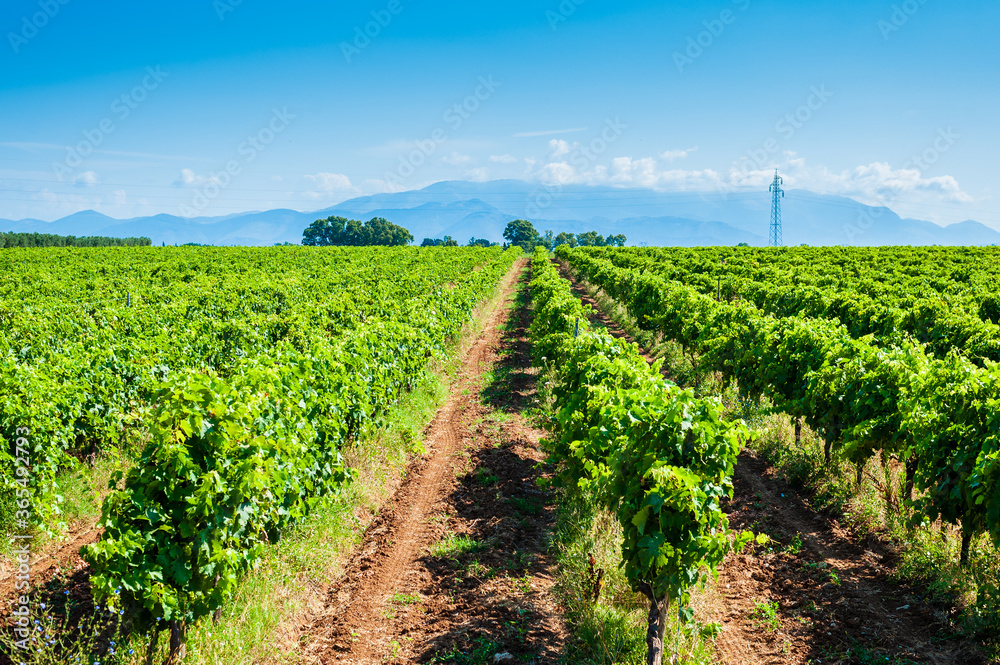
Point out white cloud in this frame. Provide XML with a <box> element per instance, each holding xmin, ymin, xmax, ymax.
<box><xmin>304</xmin><ymin>172</ymin><xmax>355</xmax><ymax>192</ymax></box>
<box><xmin>526</xmin><ymin>151</ymin><xmax>973</xmax><ymax>221</ymax></box>
<box><xmin>489</xmin><ymin>154</ymin><xmax>517</xmax><ymax>164</ymax></box>
<box><xmin>661</xmin><ymin>147</ymin><xmax>698</xmax><ymax>162</ymax></box>
<box><xmin>548</xmin><ymin>139</ymin><xmax>577</xmax><ymax>159</ymax></box>
<box><xmin>174</xmin><ymin>168</ymin><xmax>217</xmax><ymax>187</ymax></box>
<box><xmin>73</xmin><ymin>171</ymin><xmax>100</xmax><ymax>186</ymax></box>
<box><xmin>737</xmin><ymin>156</ymin><xmax>974</xmax><ymax>207</ymax></box>
<box><xmin>441</xmin><ymin>152</ymin><xmax>473</xmax><ymax>166</ymax></box>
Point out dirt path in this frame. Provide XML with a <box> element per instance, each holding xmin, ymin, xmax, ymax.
<box><xmin>0</xmin><ymin>525</ymin><xmax>98</xmax><ymax>598</ymax></box>
<box><xmin>559</xmin><ymin>263</ymin><xmax>992</xmax><ymax>665</ymax></box>
<box><xmin>555</xmin><ymin>260</ymin><xmax>666</xmax><ymax>375</ymax></box>
<box><xmin>708</xmin><ymin>452</ymin><xmax>988</xmax><ymax>664</ymax></box>
<box><xmin>301</xmin><ymin>262</ymin><xmax>567</xmax><ymax>664</ymax></box>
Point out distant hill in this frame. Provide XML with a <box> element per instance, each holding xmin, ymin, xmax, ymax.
<box><xmin>3</xmin><ymin>180</ymin><xmax>998</xmax><ymax>247</ymax></box>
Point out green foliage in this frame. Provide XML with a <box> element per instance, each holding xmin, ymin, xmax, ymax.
<box><xmin>528</xmin><ymin>248</ymin><xmax>749</xmax><ymax>661</ymax></box>
<box><xmin>503</xmin><ymin>219</ymin><xmax>541</xmax><ymax>253</ymax></box>
<box><xmin>431</xmin><ymin>532</ymin><xmax>485</xmax><ymax>558</ymax></box>
<box><xmin>302</xmin><ymin>215</ymin><xmax>413</xmax><ymax>246</ymax></box>
<box><xmin>557</xmin><ymin>245</ymin><xmax>1000</xmax><ymax>563</ymax></box>
<box><xmin>748</xmin><ymin>599</ymin><xmax>780</xmax><ymax>632</ymax></box>
<box><xmin>0</xmin><ymin>231</ymin><xmax>151</xmax><ymax>247</ymax></box>
<box><xmin>0</xmin><ymin>245</ymin><xmax>520</xmax><ymax>647</ymax></box>
<box><xmin>0</xmin><ymin>246</ymin><xmax>516</xmax><ymax>532</ymax></box>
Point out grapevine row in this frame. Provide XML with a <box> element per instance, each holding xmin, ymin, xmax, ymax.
<box><xmin>586</xmin><ymin>246</ymin><xmax>1000</xmax><ymax>365</ymax></box>
<box><xmin>0</xmin><ymin>246</ymin><xmax>512</xmax><ymax>526</ymax></box>
<box><xmin>559</xmin><ymin>245</ymin><xmax>1000</xmax><ymax>566</ymax></box>
<box><xmin>528</xmin><ymin>249</ymin><xmax>752</xmax><ymax>663</ymax></box>
<box><xmin>78</xmin><ymin>247</ymin><xmax>521</xmax><ymax>655</ymax></box>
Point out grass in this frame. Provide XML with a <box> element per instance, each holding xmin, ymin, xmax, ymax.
<box><xmin>510</xmin><ymin>496</ymin><xmax>544</xmax><ymax>516</ymax></box>
<box><xmin>431</xmin><ymin>532</ymin><xmax>486</xmax><ymax>558</ymax></box>
<box><xmin>549</xmin><ymin>483</ymin><xmax>719</xmax><ymax>665</ymax></box>
<box><xmin>474</xmin><ymin>466</ymin><xmax>499</xmax><ymax>486</ymax></box>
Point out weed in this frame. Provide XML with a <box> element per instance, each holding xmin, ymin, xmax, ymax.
<box><xmin>464</xmin><ymin>560</ymin><xmax>494</xmax><ymax>579</ymax></box>
<box><xmin>510</xmin><ymin>496</ymin><xmax>544</xmax><ymax>516</ymax></box>
<box><xmin>429</xmin><ymin>636</ymin><xmax>503</xmax><ymax>664</ymax></box>
<box><xmin>475</xmin><ymin>467</ymin><xmax>499</xmax><ymax>486</ymax></box>
<box><xmin>785</xmin><ymin>532</ymin><xmax>804</xmax><ymax>555</ymax></box>
<box><xmin>384</xmin><ymin>639</ymin><xmax>402</xmax><ymax>662</ymax></box>
<box><xmin>390</xmin><ymin>591</ymin><xmax>421</xmax><ymax>606</ymax></box>
<box><xmin>748</xmin><ymin>599</ymin><xmax>781</xmax><ymax>633</ymax></box>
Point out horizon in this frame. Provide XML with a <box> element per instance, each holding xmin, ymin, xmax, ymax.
<box><xmin>0</xmin><ymin>179</ymin><xmax>985</xmax><ymax>231</ymax></box>
<box><xmin>2</xmin><ymin>1</ymin><xmax>997</xmax><ymax>232</ymax></box>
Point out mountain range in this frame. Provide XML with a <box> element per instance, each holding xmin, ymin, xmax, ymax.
<box><xmin>2</xmin><ymin>180</ymin><xmax>997</xmax><ymax>247</ymax></box>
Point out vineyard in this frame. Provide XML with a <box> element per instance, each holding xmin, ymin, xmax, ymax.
<box><xmin>556</xmin><ymin>244</ymin><xmax>1000</xmax><ymax>566</ymax></box>
<box><xmin>0</xmin><ymin>245</ymin><xmax>520</xmax><ymax>661</ymax></box>
<box><xmin>1</xmin><ymin>243</ymin><xmax>999</xmax><ymax>664</ymax></box>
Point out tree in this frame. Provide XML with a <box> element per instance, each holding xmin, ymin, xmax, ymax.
<box><xmin>576</xmin><ymin>231</ymin><xmax>604</xmax><ymax>247</ymax></box>
<box><xmin>540</xmin><ymin>230</ymin><xmax>555</xmax><ymax>251</ymax></box>
<box><xmin>554</xmin><ymin>232</ymin><xmax>577</xmax><ymax>248</ymax></box>
<box><xmin>605</xmin><ymin>234</ymin><xmax>627</xmax><ymax>247</ymax></box>
<box><xmin>302</xmin><ymin>216</ymin><xmax>412</xmax><ymax>247</ymax></box>
<box><xmin>467</xmin><ymin>237</ymin><xmax>496</xmax><ymax>247</ymax></box>
<box><xmin>502</xmin><ymin>219</ymin><xmax>541</xmax><ymax>253</ymax></box>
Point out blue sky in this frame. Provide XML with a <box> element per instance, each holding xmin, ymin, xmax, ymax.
<box><xmin>1</xmin><ymin>0</ymin><xmax>997</xmax><ymax>228</ymax></box>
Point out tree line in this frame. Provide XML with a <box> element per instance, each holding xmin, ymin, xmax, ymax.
<box><xmin>302</xmin><ymin>215</ymin><xmax>626</xmax><ymax>251</ymax></box>
<box><xmin>502</xmin><ymin>219</ymin><xmax>626</xmax><ymax>253</ymax></box>
<box><xmin>420</xmin><ymin>236</ymin><xmax>498</xmax><ymax>248</ymax></box>
<box><xmin>0</xmin><ymin>232</ymin><xmax>152</xmax><ymax>248</ymax></box>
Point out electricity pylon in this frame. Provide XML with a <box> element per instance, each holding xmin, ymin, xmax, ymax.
<box><xmin>769</xmin><ymin>170</ymin><xmax>784</xmax><ymax>247</ymax></box>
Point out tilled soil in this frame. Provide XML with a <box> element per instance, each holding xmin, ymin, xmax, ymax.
<box><xmin>0</xmin><ymin>525</ymin><xmax>98</xmax><ymax>599</ymax></box>
<box><xmin>301</xmin><ymin>264</ymin><xmax>567</xmax><ymax>664</ymax></box>
<box><xmin>709</xmin><ymin>452</ymin><xmax>989</xmax><ymax>664</ymax></box>
<box><xmin>559</xmin><ymin>264</ymin><xmax>994</xmax><ymax>665</ymax></box>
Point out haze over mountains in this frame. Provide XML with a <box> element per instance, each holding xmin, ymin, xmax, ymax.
<box><xmin>2</xmin><ymin>180</ymin><xmax>997</xmax><ymax>247</ymax></box>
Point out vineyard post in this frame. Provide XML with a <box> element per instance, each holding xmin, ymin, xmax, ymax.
<box><xmin>574</xmin><ymin>317</ymin><xmax>579</xmax><ymax>338</ymax></box>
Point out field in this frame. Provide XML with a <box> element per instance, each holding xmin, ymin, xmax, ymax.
<box><xmin>2</xmin><ymin>244</ymin><xmax>1000</xmax><ymax>665</ymax></box>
